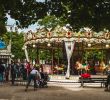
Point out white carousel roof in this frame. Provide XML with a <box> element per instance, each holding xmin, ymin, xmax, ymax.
<box><xmin>23</xmin><ymin>26</ymin><xmax>110</xmax><ymax>46</ymax></box>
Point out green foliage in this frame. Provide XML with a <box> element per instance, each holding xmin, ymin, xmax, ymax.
<box><xmin>83</xmin><ymin>50</ymin><xmax>106</xmax><ymax>61</ymax></box>
<box><xmin>38</xmin><ymin>15</ymin><xmax>66</xmax><ymax>28</ymax></box>
<box><xmin>39</xmin><ymin>50</ymin><xmax>51</xmax><ymax>60</ymax></box>
<box><xmin>11</xmin><ymin>33</ymin><xmax>25</xmax><ymax>59</ymax></box>
<box><xmin>0</xmin><ymin>24</ymin><xmax>7</xmax><ymax>36</ymax></box>
<box><xmin>0</xmin><ymin>32</ymin><xmax>25</xmax><ymax>59</ymax></box>
<box><xmin>0</xmin><ymin>0</ymin><xmax>110</xmax><ymax>34</ymax></box>
<box><xmin>54</xmin><ymin>48</ymin><xmax>63</xmax><ymax>59</ymax></box>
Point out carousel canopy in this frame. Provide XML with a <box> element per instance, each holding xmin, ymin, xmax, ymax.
<box><xmin>23</xmin><ymin>26</ymin><xmax>110</xmax><ymax>47</ymax></box>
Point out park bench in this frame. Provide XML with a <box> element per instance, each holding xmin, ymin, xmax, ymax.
<box><xmin>79</xmin><ymin>77</ymin><xmax>107</xmax><ymax>87</ymax></box>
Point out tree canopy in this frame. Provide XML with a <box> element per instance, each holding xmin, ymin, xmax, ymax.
<box><xmin>0</xmin><ymin>0</ymin><xmax>110</xmax><ymax>35</ymax></box>
<box><xmin>0</xmin><ymin>32</ymin><xmax>25</xmax><ymax>59</ymax></box>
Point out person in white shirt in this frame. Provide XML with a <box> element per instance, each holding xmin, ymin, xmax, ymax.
<box><xmin>25</xmin><ymin>67</ymin><xmax>41</xmax><ymax>91</ymax></box>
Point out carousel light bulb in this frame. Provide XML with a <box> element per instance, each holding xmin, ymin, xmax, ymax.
<box><xmin>25</xmin><ymin>45</ymin><xmax>27</xmax><ymax>49</ymax></box>
<box><xmin>88</xmin><ymin>43</ymin><xmax>91</xmax><ymax>47</ymax></box>
<box><xmin>33</xmin><ymin>44</ymin><xmax>36</xmax><ymax>47</ymax></box>
<box><xmin>47</xmin><ymin>43</ymin><xmax>51</xmax><ymax>47</ymax></box>
<box><xmin>106</xmin><ymin>44</ymin><xmax>109</xmax><ymax>48</ymax></box>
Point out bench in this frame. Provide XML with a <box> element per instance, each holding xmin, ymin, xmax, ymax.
<box><xmin>79</xmin><ymin>77</ymin><xmax>107</xmax><ymax>87</ymax></box>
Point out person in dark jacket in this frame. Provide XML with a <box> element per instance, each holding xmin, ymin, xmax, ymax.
<box><xmin>10</xmin><ymin>61</ymin><xmax>16</xmax><ymax>85</ymax></box>
<box><xmin>105</xmin><ymin>67</ymin><xmax>110</xmax><ymax>91</ymax></box>
<box><xmin>0</xmin><ymin>62</ymin><xmax>5</xmax><ymax>82</ymax></box>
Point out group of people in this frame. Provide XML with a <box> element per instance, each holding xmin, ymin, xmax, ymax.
<box><xmin>0</xmin><ymin>60</ymin><xmax>49</xmax><ymax>90</ymax></box>
<box><xmin>0</xmin><ymin>62</ymin><xmax>9</xmax><ymax>82</ymax></box>
<box><xmin>0</xmin><ymin>60</ymin><xmax>50</xmax><ymax>91</ymax></box>
<box><xmin>1</xmin><ymin>59</ymin><xmax>110</xmax><ymax>91</ymax></box>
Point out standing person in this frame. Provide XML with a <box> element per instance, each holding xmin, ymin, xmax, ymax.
<box><xmin>19</xmin><ymin>62</ymin><xmax>27</xmax><ymax>80</ymax></box>
<box><xmin>5</xmin><ymin>64</ymin><xmax>10</xmax><ymax>82</ymax></box>
<box><xmin>25</xmin><ymin>61</ymin><xmax>31</xmax><ymax>78</ymax></box>
<box><xmin>105</xmin><ymin>66</ymin><xmax>110</xmax><ymax>91</ymax></box>
<box><xmin>0</xmin><ymin>62</ymin><xmax>5</xmax><ymax>82</ymax></box>
<box><xmin>25</xmin><ymin>67</ymin><xmax>41</xmax><ymax>91</ymax></box>
<box><xmin>10</xmin><ymin>61</ymin><xmax>16</xmax><ymax>85</ymax></box>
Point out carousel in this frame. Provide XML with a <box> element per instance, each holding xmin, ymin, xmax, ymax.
<box><xmin>23</xmin><ymin>25</ymin><xmax>110</xmax><ymax>78</ymax></box>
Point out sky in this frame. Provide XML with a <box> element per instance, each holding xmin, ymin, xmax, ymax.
<box><xmin>6</xmin><ymin>14</ymin><xmax>39</xmax><ymax>33</ymax></box>
<box><xmin>6</xmin><ymin>0</ymin><xmax>46</xmax><ymax>33</ymax></box>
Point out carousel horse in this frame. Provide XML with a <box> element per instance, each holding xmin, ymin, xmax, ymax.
<box><xmin>75</xmin><ymin>61</ymin><xmax>83</xmax><ymax>75</ymax></box>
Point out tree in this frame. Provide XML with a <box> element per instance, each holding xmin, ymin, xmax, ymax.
<box><xmin>0</xmin><ymin>0</ymin><xmax>110</xmax><ymax>35</ymax></box>
<box><xmin>83</xmin><ymin>50</ymin><xmax>106</xmax><ymax>62</ymax></box>
<box><xmin>0</xmin><ymin>0</ymin><xmax>47</xmax><ymax>35</ymax></box>
<box><xmin>0</xmin><ymin>32</ymin><xmax>25</xmax><ymax>59</ymax></box>
<box><xmin>44</xmin><ymin>0</ymin><xmax>110</xmax><ymax>31</ymax></box>
<box><xmin>11</xmin><ymin>32</ymin><xmax>25</xmax><ymax>59</ymax></box>
<box><xmin>38</xmin><ymin>15</ymin><xmax>66</xmax><ymax>28</ymax></box>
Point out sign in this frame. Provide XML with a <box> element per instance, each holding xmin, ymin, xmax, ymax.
<box><xmin>0</xmin><ymin>40</ymin><xmax>6</xmax><ymax>49</ymax></box>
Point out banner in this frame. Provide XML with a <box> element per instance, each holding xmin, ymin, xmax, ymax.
<box><xmin>64</xmin><ymin>40</ymin><xmax>75</xmax><ymax>78</ymax></box>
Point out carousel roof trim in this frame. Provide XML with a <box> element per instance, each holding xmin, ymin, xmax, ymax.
<box><xmin>23</xmin><ymin>26</ymin><xmax>110</xmax><ymax>46</ymax></box>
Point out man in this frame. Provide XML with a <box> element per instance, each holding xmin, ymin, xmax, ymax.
<box><xmin>105</xmin><ymin>66</ymin><xmax>110</xmax><ymax>91</ymax></box>
<box><xmin>10</xmin><ymin>61</ymin><xmax>16</xmax><ymax>85</ymax></box>
<box><xmin>0</xmin><ymin>62</ymin><xmax>5</xmax><ymax>82</ymax></box>
<box><xmin>25</xmin><ymin>67</ymin><xmax>41</xmax><ymax>91</ymax></box>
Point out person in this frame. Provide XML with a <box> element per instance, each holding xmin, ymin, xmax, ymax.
<box><xmin>10</xmin><ymin>61</ymin><xmax>16</xmax><ymax>85</ymax></box>
<box><xmin>0</xmin><ymin>62</ymin><xmax>5</xmax><ymax>82</ymax></box>
<box><xmin>20</xmin><ymin>63</ymin><xmax>27</xmax><ymax>80</ymax></box>
<box><xmin>105</xmin><ymin>66</ymin><xmax>110</xmax><ymax>91</ymax></box>
<box><xmin>25</xmin><ymin>67</ymin><xmax>41</xmax><ymax>91</ymax></box>
<box><xmin>5</xmin><ymin>64</ymin><xmax>10</xmax><ymax>82</ymax></box>
<box><xmin>25</xmin><ymin>61</ymin><xmax>31</xmax><ymax>78</ymax></box>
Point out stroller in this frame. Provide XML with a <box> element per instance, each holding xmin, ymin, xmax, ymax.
<box><xmin>38</xmin><ymin>72</ymin><xmax>49</xmax><ymax>88</ymax></box>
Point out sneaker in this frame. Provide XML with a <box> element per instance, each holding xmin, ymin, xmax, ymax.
<box><xmin>25</xmin><ymin>89</ymin><xmax>27</xmax><ymax>92</ymax></box>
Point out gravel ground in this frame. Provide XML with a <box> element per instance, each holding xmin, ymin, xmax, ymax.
<box><xmin>0</xmin><ymin>82</ymin><xmax>110</xmax><ymax>100</ymax></box>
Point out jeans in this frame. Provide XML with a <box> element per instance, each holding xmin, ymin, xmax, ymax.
<box><xmin>26</xmin><ymin>74</ymin><xmax>37</xmax><ymax>89</ymax></box>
